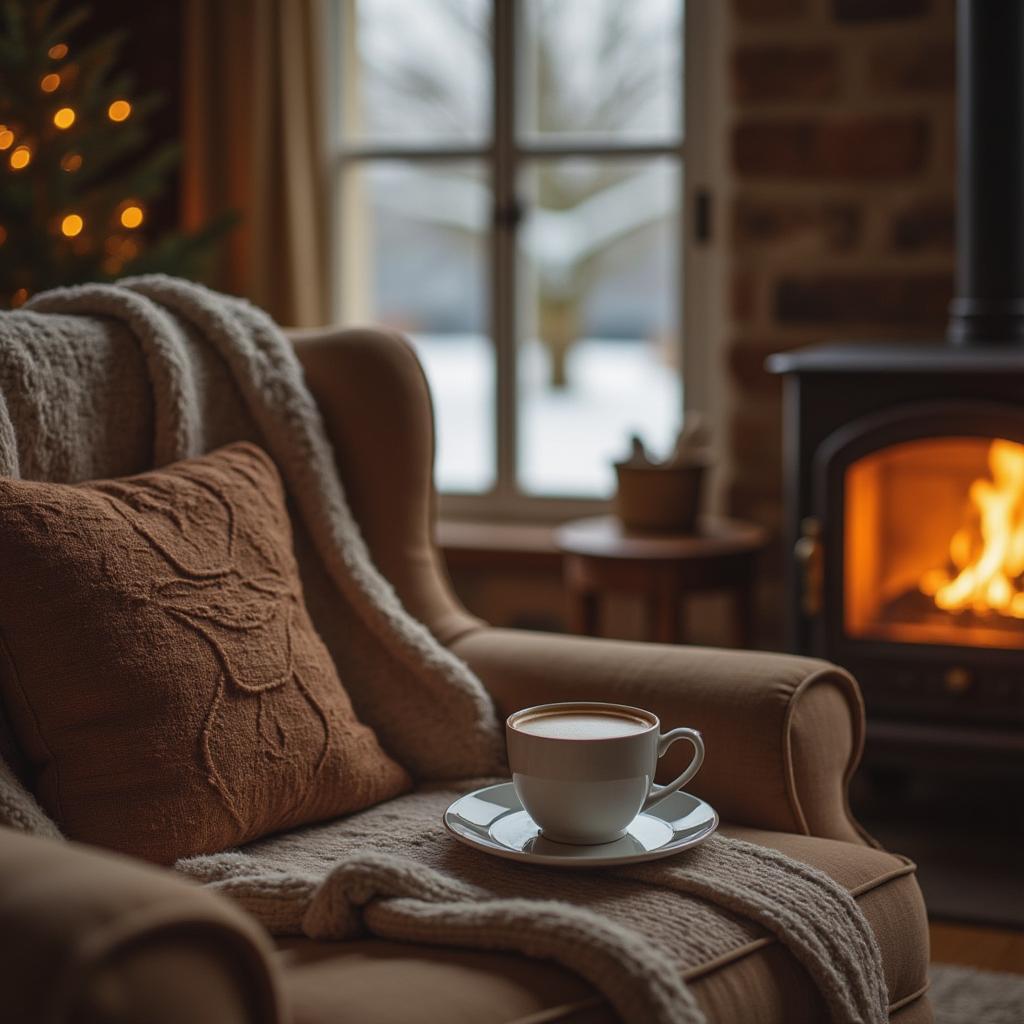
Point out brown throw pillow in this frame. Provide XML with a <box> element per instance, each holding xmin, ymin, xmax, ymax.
<box><xmin>0</xmin><ymin>442</ymin><xmax>411</xmax><ymax>863</ymax></box>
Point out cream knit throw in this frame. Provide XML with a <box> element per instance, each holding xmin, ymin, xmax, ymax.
<box><xmin>0</xmin><ymin>280</ymin><xmax>888</xmax><ymax>1023</ymax></box>
<box><xmin>181</xmin><ymin>785</ymin><xmax>888</xmax><ymax>1024</ymax></box>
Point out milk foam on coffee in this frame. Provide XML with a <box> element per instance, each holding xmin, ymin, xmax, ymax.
<box><xmin>513</xmin><ymin>711</ymin><xmax>650</xmax><ymax>740</ymax></box>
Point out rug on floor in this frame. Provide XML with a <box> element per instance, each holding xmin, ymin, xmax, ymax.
<box><xmin>929</xmin><ymin>963</ymin><xmax>1024</xmax><ymax>1024</ymax></box>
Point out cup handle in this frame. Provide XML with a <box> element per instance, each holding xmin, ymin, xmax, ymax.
<box><xmin>641</xmin><ymin>728</ymin><xmax>704</xmax><ymax>813</ymax></box>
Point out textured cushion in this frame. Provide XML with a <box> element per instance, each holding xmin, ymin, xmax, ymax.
<box><xmin>276</xmin><ymin>824</ymin><xmax>930</xmax><ymax>1024</ymax></box>
<box><xmin>0</xmin><ymin>442</ymin><xmax>410</xmax><ymax>863</ymax></box>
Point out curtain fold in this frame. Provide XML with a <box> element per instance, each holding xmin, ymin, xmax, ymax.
<box><xmin>183</xmin><ymin>0</ymin><xmax>329</xmax><ymax>327</ymax></box>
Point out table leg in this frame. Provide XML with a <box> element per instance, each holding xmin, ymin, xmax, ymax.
<box><xmin>570</xmin><ymin>588</ymin><xmax>601</xmax><ymax>637</ymax></box>
<box><xmin>648</xmin><ymin>572</ymin><xmax>681</xmax><ymax>644</ymax></box>
<box><xmin>734</xmin><ymin>580</ymin><xmax>756</xmax><ymax>648</ymax></box>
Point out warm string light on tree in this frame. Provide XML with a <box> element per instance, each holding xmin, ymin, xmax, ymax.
<box><xmin>60</xmin><ymin>214</ymin><xmax>83</xmax><ymax>238</ymax></box>
<box><xmin>0</xmin><ymin>0</ymin><xmax>230</xmax><ymax>307</ymax></box>
<box><xmin>107</xmin><ymin>99</ymin><xmax>131</xmax><ymax>122</ymax></box>
<box><xmin>120</xmin><ymin>204</ymin><xmax>144</xmax><ymax>229</ymax></box>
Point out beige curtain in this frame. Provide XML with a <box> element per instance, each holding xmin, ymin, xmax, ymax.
<box><xmin>183</xmin><ymin>0</ymin><xmax>329</xmax><ymax>327</ymax></box>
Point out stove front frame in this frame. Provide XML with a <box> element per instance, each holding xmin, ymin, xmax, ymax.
<box><xmin>810</xmin><ymin>399</ymin><xmax>1024</xmax><ymax>731</ymax></box>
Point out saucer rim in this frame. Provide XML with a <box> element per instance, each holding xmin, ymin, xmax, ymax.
<box><xmin>442</xmin><ymin>781</ymin><xmax>719</xmax><ymax>868</ymax></box>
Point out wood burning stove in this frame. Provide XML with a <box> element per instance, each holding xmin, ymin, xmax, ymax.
<box><xmin>767</xmin><ymin>351</ymin><xmax>1024</xmax><ymax>761</ymax></box>
<box><xmin>768</xmin><ymin>0</ymin><xmax>1024</xmax><ymax>768</ymax></box>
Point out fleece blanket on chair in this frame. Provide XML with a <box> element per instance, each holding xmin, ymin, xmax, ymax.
<box><xmin>0</xmin><ymin>278</ymin><xmax>889</xmax><ymax>1024</ymax></box>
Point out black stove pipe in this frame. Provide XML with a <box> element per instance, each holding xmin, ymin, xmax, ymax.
<box><xmin>947</xmin><ymin>0</ymin><xmax>1024</xmax><ymax>346</ymax></box>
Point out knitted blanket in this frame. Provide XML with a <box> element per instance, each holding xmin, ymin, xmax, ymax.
<box><xmin>181</xmin><ymin>784</ymin><xmax>888</xmax><ymax>1024</ymax></box>
<box><xmin>0</xmin><ymin>280</ymin><xmax>888</xmax><ymax>1023</ymax></box>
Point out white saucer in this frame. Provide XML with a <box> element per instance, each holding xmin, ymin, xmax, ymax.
<box><xmin>443</xmin><ymin>782</ymin><xmax>718</xmax><ymax>868</ymax></box>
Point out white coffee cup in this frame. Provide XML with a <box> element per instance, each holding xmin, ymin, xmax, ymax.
<box><xmin>506</xmin><ymin>701</ymin><xmax>705</xmax><ymax>845</ymax></box>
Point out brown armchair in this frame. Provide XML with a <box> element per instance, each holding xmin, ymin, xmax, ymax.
<box><xmin>0</xmin><ymin>326</ymin><xmax>932</xmax><ymax>1023</ymax></box>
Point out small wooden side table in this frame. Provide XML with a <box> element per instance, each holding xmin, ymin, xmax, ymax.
<box><xmin>555</xmin><ymin>515</ymin><xmax>768</xmax><ymax>646</ymax></box>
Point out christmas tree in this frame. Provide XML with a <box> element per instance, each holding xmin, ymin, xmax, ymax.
<box><xmin>0</xmin><ymin>0</ymin><xmax>230</xmax><ymax>308</ymax></box>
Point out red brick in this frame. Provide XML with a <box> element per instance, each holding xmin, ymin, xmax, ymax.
<box><xmin>733</xmin><ymin>197</ymin><xmax>861</xmax><ymax>251</ymax></box>
<box><xmin>833</xmin><ymin>0</ymin><xmax>928</xmax><ymax>22</ymax></box>
<box><xmin>732</xmin><ymin>271</ymin><xmax>758</xmax><ymax>323</ymax></box>
<box><xmin>727</xmin><ymin>477</ymin><xmax>784</xmax><ymax>530</ymax></box>
<box><xmin>733</xmin><ymin>46</ymin><xmax>839</xmax><ymax>102</ymax></box>
<box><xmin>728</xmin><ymin>475</ymin><xmax>782</xmax><ymax>509</ymax></box>
<box><xmin>730</xmin><ymin>399</ymin><xmax>783</xmax><ymax>458</ymax></box>
<box><xmin>869</xmin><ymin>40</ymin><xmax>955</xmax><ymax>94</ymax></box>
<box><xmin>728</xmin><ymin>340</ymin><xmax>787</xmax><ymax>392</ymax></box>
<box><xmin>733</xmin><ymin>117</ymin><xmax>929</xmax><ymax>179</ymax></box>
<box><xmin>729</xmin><ymin>350</ymin><xmax>782</xmax><ymax>401</ymax></box>
<box><xmin>727</xmin><ymin>462</ymin><xmax>782</xmax><ymax>502</ymax></box>
<box><xmin>890</xmin><ymin>198</ymin><xmax>955</xmax><ymax>250</ymax></box>
<box><xmin>734</xmin><ymin>0</ymin><xmax>805</xmax><ymax>21</ymax></box>
<box><xmin>774</xmin><ymin>273</ymin><xmax>952</xmax><ymax>325</ymax></box>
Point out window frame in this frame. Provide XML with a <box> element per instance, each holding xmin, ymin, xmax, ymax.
<box><xmin>327</xmin><ymin>0</ymin><xmax>721</xmax><ymax>521</ymax></box>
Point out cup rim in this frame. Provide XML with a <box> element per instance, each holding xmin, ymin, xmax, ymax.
<box><xmin>506</xmin><ymin>701</ymin><xmax>659</xmax><ymax>741</ymax></box>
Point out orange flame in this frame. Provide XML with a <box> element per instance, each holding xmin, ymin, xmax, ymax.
<box><xmin>920</xmin><ymin>439</ymin><xmax>1024</xmax><ymax>618</ymax></box>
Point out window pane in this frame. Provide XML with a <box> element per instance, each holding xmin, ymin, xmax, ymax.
<box><xmin>520</xmin><ymin>0</ymin><xmax>682</xmax><ymax>141</ymax></box>
<box><xmin>517</xmin><ymin>158</ymin><xmax>681</xmax><ymax>497</ymax></box>
<box><xmin>340</xmin><ymin>161</ymin><xmax>494</xmax><ymax>493</ymax></box>
<box><xmin>344</xmin><ymin>0</ymin><xmax>490</xmax><ymax>144</ymax></box>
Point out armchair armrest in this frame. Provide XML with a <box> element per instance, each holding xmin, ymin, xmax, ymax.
<box><xmin>450</xmin><ymin>628</ymin><xmax>871</xmax><ymax>846</ymax></box>
<box><xmin>0</xmin><ymin>828</ymin><xmax>282</xmax><ymax>1024</ymax></box>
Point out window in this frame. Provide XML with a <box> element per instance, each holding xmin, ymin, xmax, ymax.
<box><xmin>330</xmin><ymin>0</ymin><xmax>710</xmax><ymax>514</ymax></box>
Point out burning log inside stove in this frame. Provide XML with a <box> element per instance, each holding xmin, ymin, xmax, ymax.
<box><xmin>919</xmin><ymin>440</ymin><xmax>1024</xmax><ymax>620</ymax></box>
<box><xmin>842</xmin><ymin>436</ymin><xmax>1024</xmax><ymax>651</ymax></box>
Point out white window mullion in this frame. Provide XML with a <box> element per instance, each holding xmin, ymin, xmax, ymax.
<box><xmin>681</xmin><ymin>0</ymin><xmax>724</xmax><ymax>513</ymax></box>
<box><xmin>491</xmin><ymin>0</ymin><xmax>518</xmax><ymax>501</ymax></box>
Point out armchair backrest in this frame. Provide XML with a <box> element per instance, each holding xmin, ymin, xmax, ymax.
<box><xmin>0</xmin><ymin>314</ymin><xmax>477</xmax><ymax>649</ymax></box>
<box><xmin>291</xmin><ymin>326</ymin><xmax>480</xmax><ymax>645</ymax></box>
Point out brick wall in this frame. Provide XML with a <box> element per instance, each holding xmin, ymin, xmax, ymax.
<box><xmin>724</xmin><ymin>0</ymin><xmax>956</xmax><ymax>635</ymax></box>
